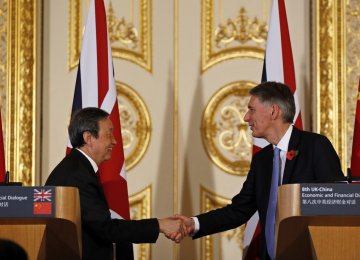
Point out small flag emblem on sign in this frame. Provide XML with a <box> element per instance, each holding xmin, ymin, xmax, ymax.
<box><xmin>33</xmin><ymin>202</ymin><xmax>52</xmax><ymax>215</ymax></box>
<box><xmin>33</xmin><ymin>189</ymin><xmax>52</xmax><ymax>215</ymax></box>
<box><xmin>33</xmin><ymin>189</ymin><xmax>52</xmax><ymax>202</ymax></box>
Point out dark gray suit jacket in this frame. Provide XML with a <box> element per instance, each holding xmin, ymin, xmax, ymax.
<box><xmin>193</xmin><ymin>127</ymin><xmax>345</xmax><ymax>259</ymax></box>
<box><xmin>45</xmin><ymin>149</ymin><xmax>159</xmax><ymax>260</ymax></box>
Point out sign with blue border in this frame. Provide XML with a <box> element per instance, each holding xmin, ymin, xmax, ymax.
<box><xmin>0</xmin><ymin>186</ymin><xmax>55</xmax><ymax>217</ymax></box>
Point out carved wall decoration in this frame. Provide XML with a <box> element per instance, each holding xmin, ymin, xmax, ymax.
<box><xmin>201</xmin><ymin>0</ymin><xmax>268</xmax><ymax>72</ymax></box>
<box><xmin>6</xmin><ymin>0</ymin><xmax>38</xmax><ymax>185</ymax></box>
<box><xmin>201</xmin><ymin>81</ymin><xmax>256</xmax><ymax>176</ymax></box>
<box><xmin>68</xmin><ymin>0</ymin><xmax>152</xmax><ymax>72</ymax></box>
<box><xmin>315</xmin><ymin>0</ymin><xmax>346</xmax><ymax>170</ymax></box>
<box><xmin>107</xmin><ymin>2</ymin><xmax>139</xmax><ymax>49</ymax></box>
<box><xmin>214</xmin><ymin>7</ymin><xmax>267</xmax><ymax>48</ymax></box>
<box><xmin>129</xmin><ymin>185</ymin><xmax>152</xmax><ymax>260</ymax></box>
<box><xmin>200</xmin><ymin>186</ymin><xmax>245</xmax><ymax>260</ymax></box>
<box><xmin>116</xmin><ymin>81</ymin><xmax>151</xmax><ymax>171</ymax></box>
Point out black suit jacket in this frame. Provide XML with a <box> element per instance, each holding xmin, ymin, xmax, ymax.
<box><xmin>193</xmin><ymin>127</ymin><xmax>345</xmax><ymax>259</ymax></box>
<box><xmin>45</xmin><ymin>149</ymin><xmax>159</xmax><ymax>260</ymax></box>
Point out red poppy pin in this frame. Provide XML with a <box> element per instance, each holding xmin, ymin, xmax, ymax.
<box><xmin>286</xmin><ymin>150</ymin><xmax>299</xmax><ymax>160</ymax></box>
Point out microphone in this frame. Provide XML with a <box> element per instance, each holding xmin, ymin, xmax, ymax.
<box><xmin>5</xmin><ymin>170</ymin><xmax>9</xmax><ymax>183</ymax></box>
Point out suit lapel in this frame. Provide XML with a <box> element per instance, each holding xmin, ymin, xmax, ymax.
<box><xmin>265</xmin><ymin>146</ymin><xmax>275</xmax><ymax>195</ymax></box>
<box><xmin>282</xmin><ymin>127</ymin><xmax>301</xmax><ymax>184</ymax></box>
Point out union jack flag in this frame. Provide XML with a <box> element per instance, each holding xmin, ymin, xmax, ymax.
<box><xmin>69</xmin><ymin>0</ymin><xmax>133</xmax><ymax>257</ymax></box>
<box><xmin>33</xmin><ymin>189</ymin><xmax>52</xmax><ymax>202</ymax></box>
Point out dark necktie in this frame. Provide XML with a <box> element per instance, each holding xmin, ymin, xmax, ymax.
<box><xmin>265</xmin><ymin>147</ymin><xmax>280</xmax><ymax>260</ymax></box>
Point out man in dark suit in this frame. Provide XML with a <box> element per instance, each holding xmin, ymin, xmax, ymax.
<box><xmin>45</xmin><ymin>107</ymin><xmax>184</xmax><ymax>260</ymax></box>
<box><xmin>174</xmin><ymin>81</ymin><xmax>345</xmax><ymax>259</ymax></box>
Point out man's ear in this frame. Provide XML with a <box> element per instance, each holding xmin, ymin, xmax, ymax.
<box><xmin>271</xmin><ymin>104</ymin><xmax>281</xmax><ymax>119</ymax></box>
<box><xmin>82</xmin><ymin>131</ymin><xmax>92</xmax><ymax>145</ymax></box>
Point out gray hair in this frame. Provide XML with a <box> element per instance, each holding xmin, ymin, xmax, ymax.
<box><xmin>68</xmin><ymin>107</ymin><xmax>109</xmax><ymax>148</ymax></box>
<box><xmin>249</xmin><ymin>81</ymin><xmax>295</xmax><ymax>123</ymax></box>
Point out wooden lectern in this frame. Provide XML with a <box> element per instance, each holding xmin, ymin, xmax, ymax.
<box><xmin>276</xmin><ymin>184</ymin><xmax>360</xmax><ymax>260</ymax></box>
<box><xmin>0</xmin><ymin>187</ymin><xmax>81</xmax><ymax>260</ymax></box>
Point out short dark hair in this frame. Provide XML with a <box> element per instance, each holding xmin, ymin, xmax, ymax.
<box><xmin>68</xmin><ymin>107</ymin><xmax>109</xmax><ymax>148</ymax></box>
<box><xmin>249</xmin><ymin>81</ymin><xmax>295</xmax><ymax>123</ymax></box>
<box><xmin>0</xmin><ymin>239</ymin><xmax>28</xmax><ymax>260</ymax></box>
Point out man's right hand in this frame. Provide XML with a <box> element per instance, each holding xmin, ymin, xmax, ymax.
<box><xmin>173</xmin><ymin>214</ymin><xmax>195</xmax><ymax>236</ymax></box>
<box><xmin>158</xmin><ymin>217</ymin><xmax>186</xmax><ymax>243</ymax></box>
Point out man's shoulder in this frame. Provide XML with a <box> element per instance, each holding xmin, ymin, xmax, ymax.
<box><xmin>45</xmin><ymin>149</ymin><xmax>90</xmax><ymax>185</ymax></box>
<box><xmin>293</xmin><ymin>128</ymin><xmax>329</xmax><ymax>142</ymax></box>
<box><xmin>54</xmin><ymin>150</ymin><xmax>85</xmax><ymax>170</ymax></box>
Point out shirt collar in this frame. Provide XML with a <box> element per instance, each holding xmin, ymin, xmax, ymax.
<box><xmin>273</xmin><ymin>125</ymin><xmax>293</xmax><ymax>152</ymax></box>
<box><xmin>76</xmin><ymin>148</ymin><xmax>99</xmax><ymax>173</ymax></box>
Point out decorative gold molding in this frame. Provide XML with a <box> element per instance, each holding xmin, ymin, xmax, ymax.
<box><xmin>68</xmin><ymin>0</ymin><xmax>152</xmax><ymax>72</ymax></box>
<box><xmin>6</xmin><ymin>0</ymin><xmax>38</xmax><ymax>185</ymax></box>
<box><xmin>201</xmin><ymin>0</ymin><xmax>267</xmax><ymax>73</ymax></box>
<box><xmin>116</xmin><ymin>81</ymin><xmax>151</xmax><ymax>171</ymax></box>
<box><xmin>0</xmin><ymin>1</ymin><xmax>7</xmax><ymax>126</ymax></box>
<box><xmin>129</xmin><ymin>185</ymin><xmax>152</xmax><ymax>260</ymax></box>
<box><xmin>315</xmin><ymin>0</ymin><xmax>346</xmax><ymax>171</ymax></box>
<box><xmin>200</xmin><ymin>186</ymin><xmax>245</xmax><ymax>260</ymax></box>
<box><xmin>68</xmin><ymin>0</ymin><xmax>82</xmax><ymax>71</ymax></box>
<box><xmin>201</xmin><ymin>81</ymin><xmax>256</xmax><ymax>176</ymax></box>
<box><xmin>345</xmin><ymin>0</ymin><xmax>360</xmax><ymax>168</ymax></box>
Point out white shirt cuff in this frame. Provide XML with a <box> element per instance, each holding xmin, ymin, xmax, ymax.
<box><xmin>191</xmin><ymin>217</ymin><xmax>200</xmax><ymax>236</ymax></box>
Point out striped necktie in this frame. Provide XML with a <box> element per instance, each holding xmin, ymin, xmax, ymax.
<box><xmin>265</xmin><ymin>147</ymin><xmax>281</xmax><ymax>259</ymax></box>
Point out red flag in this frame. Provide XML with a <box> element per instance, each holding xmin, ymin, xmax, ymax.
<box><xmin>33</xmin><ymin>202</ymin><xmax>52</xmax><ymax>215</ymax></box>
<box><xmin>0</xmin><ymin>110</ymin><xmax>5</xmax><ymax>182</ymax></box>
<box><xmin>244</xmin><ymin>0</ymin><xmax>303</xmax><ymax>258</ymax></box>
<box><xmin>69</xmin><ymin>0</ymin><xmax>133</xmax><ymax>256</ymax></box>
<box><xmin>351</xmin><ymin>79</ymin><xmax>360</xmax><ymax>177</ymax></box>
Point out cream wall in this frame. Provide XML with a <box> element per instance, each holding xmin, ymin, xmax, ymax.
<box><xmin>42</xmin><ymin>1</ymin><xmax>77</xmax><ymax>181</ymax></box>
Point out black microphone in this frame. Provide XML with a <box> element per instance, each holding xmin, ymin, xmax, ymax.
<box><xmin>5</xmin><ymin>171</ymin><xmax>9</xmax><ymax>183</ymax></box>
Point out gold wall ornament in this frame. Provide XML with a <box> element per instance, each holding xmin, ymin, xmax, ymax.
<box><xmin>129</xmin><ymin>185</ymin><xmax>152</xmax><ymax>260</ymax></box>
<box><xmin>68</xmin><ymin>0</ymin><xmax>152</xmax><ymax>72</ymax></box>
<box><xmin>315</xmin><ymin>0</ymin><xmax>346</xmax><ymax>171</ymax></box>
<box><xmin>201</xmin><ymin>81</ymin><xmax>256</xmax><ymax>176</ymax></box>
<box><xmin>109</xmin><ymin>0</ymin><xmax>152</xmax><ymax>72</ymax></box>
<box><xmin>214</xmin><ymin>7</ymin><xmax>267</xmax><ymax>48</ymax></box>
<box><xmin>202</xmin><ymin>0</ymin><xmax>267</xmax><ymax>72</ymax></box>
<box><xmin>200</xmin><ymin>186</ymin><xmax>245</xmax><ymax>260</ymax></box>
<box><xmin>108</xmin><ymin>2</ymin><xmax>138</xmax><ymax>49</ymax></box>
<box><xmin>116</xmin><ymin>81</ymin><xmax>151</xmax><ymax>171</ymax></box>
<box><xmin>6</xmin><ymin>0</ymin><xmax>39</xmax><ymax>185</ymax></box>
<box><xmin>345</xmin><ymin>0</ymin><xmax>360</xmax><ymax>168</ymax></box>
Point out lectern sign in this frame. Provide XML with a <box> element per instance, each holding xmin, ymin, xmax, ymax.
<box><xmin>300</xmin><ymin>183</ymin><xmax>360</xmax><ymax>215</ymax></box>
<box><xmin>0</xmin><ymin>186</ymin><xmax>55</xmax><ymax>217</ymax></box>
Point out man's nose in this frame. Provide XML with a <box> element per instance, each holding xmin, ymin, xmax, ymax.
<box><xmin>243</xmin><ymin>112</ymin><xmax>249</xmax><ymax>122</ymax></box>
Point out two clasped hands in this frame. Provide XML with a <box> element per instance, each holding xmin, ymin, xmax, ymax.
<box><xmin>158</xmin><ymin>214</ymin><xmax>195</xmax><ymax>243</ymax></box>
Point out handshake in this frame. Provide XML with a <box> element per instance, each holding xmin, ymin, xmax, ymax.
<box><xmin>158</xmin><ymin>214</ymin><xmax>195</xmax><ymax>243</ymax></box>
